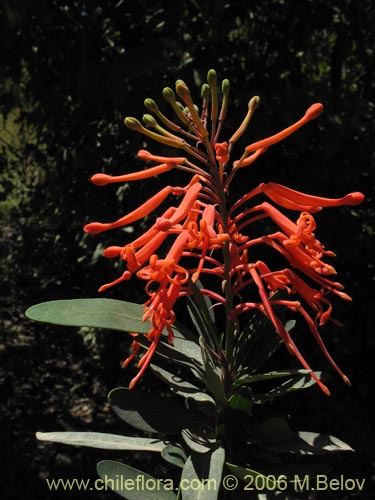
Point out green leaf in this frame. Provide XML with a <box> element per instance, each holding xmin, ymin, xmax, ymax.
<box><xmin>200</xmin><ymin>338</ymin><xmax>227</xmax><ymax>406</ymax></box>
<box><xmin>227</xmin><ymin>462</ymin><xmax>325</xmax><ymax>499</ymax></box>
<box><xmin>136</xmin><ymin>336</ymin><xmax>204</xmax><ymax>376</ymax></box>
<box><xmin>161</xmin><ymin>444</ymin><xmax>187</xmax><ymax>469</ymax></box>
<box><xmin>226</xmin><ymin>462</ymin><xmax>331</xmax><ymax>484</ymax></box>
<box><xmin>235</xmin><ymin>369</ymin><xmax>317</xmax><ymax>386</ymax></box>
<box><xmin>150</xmin><ymin>364</ymin><xmax>216</xmax><ymax>409</ymax></box>
<box><xmin>109</xmin><ymin>388</ymin><xmax>206</xmax><ymax>435</ymax></box>
<box><xmin>180</xmin><ymin>446</ymin><xmax>225</xmax><ymax>500</ymax></box>
<box><xmin>262</xmin><ymin>371</ymin><xmax>325</xmax><ymax>400</ymax></box>
<box><xmin>186</xmin><ymin>280</ymin><xmax>219</xmax><ymax>351</ymax></box>
<box><xmin>36</xmin><ymin>431</ymin><xmax>170</xmax><ymax>451</ymax></box>
<box><xmin>228</xmin><ymin>387</ymin><xmax>253</xmax><ymax>417</ymax></box>
<box><xmin>150</xmin><ymin>364</ymin><xmax>202</xmax><ymax>393</ymax></box>
<box><xmin>181</xmin><ymin>428</ymin><xmax>217</xmax><ymax>454</ymax></box>
<box><xmin>25</xmin><ymin>298</ymin><xmax>149</xmax><ymax>333</ymax></box>
<box><xmin>234</xmin><ymin>295</ymin><xmax>293</xmax><ymax>374</ymax></box>
<box><xmin>172</xmin><ymin>336</ymin><xmax>204</xmax><ymax>365</ymax></box>
<box><xmin>254</xmin><ymin>417</ymin><xmax>354</xmax><ymax>454</ymax></box>
<box><xmin>96</xmin><ymin>460</ymin><xmax>177</xmax><ymax>500</ymax></box>
<box><xmin>226</xmin><ymin>463</ymin><xmax>277</xmax><ymax>488</ymax></box>
<box><xmin>241</xmin><ymin>371</ymin><xmax>326</xmax><ymax>403</ymax></box>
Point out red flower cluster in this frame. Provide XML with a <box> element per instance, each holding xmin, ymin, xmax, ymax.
<box><xmin>84</xmin><ymin>70</ymin><xmax>363</xmax><ymax>393</ymax></box>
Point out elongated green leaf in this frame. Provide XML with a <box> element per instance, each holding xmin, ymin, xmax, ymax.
<box><xmin>136</xmin><ymin>336</ymin><xmax>204</xmax><ymax>375</ymax></box>
<box><xmin>226</xmin><ymin>463</ymin><xmax>277</xmax><ymax>488</ymax></box>
<box><xmin>181</xmin><ymin>428</ymin><xmax>217</xmax><ymax>454</ymax></box>
<box><xmin>150</xmin><ymin>365</ymin><xmax>216</xmax><ymax>409</ymax></box>
<box><xmin>26</xmin><ymin>298</ymin><xmax>149</xmax><ymax>333</ymax></box>
<box><xmin>172</xmin><ymin>336</ymin><xmax>204</xmax><ymax>364</ymax></box>
<box><xmin>200</xmin><ymin>338</ymin><xmax>227</xmax><ymax>406</ymax></box>
<box><xmin>36</xmin><ymin>431</ymin><xmax>170</xmax><ymax>451</ymax></box>
<box><xmin>235</xmin><ymin>369</ymin><xmax>315</xmax><ymax>386</ymax></box>
<box><xmin>109</xmin><ymin>388</ymin><xmax>206</xmax><ymax>435</ymax></box>
<box><xmin>228</xmin><ymin>387</ymin><xmax>253</xmax><ymax>417</ymax></box>
<box><xmin>150</xmin><ymin>364</ymin><xmax>202</xmax><ymax>394</ymax></box>
<box><xmin>186</xmin><ymin>280</ymin><xmax>219</xmax><ymax>351</ymax></box>
<box><xmin>180</xmin><ymin>446</ymin><xmax>225</xmax><ymax>500</ymax></box>
<box><xmin>254</xmin><ymin>417</ymin><xmax>354</xmax><ymax>454</ymax></box>
<box><xmin>161</xmin><ymin>444</ymin><xmax>187</xmax><ymax>469</ymax></box>
<box><xmin>227</xmin><ymin>459</ymin><xmax>330</xmax><ymax>483</ymax></box>
<box><xmin>263</xmin><ymin>371</ymin><xmax>324</xmax><ymax>399</ymax></box>
<box><xmin>96</xmin><ymin>460</ymin><xmax>177</xmax><ymax>500</ymax></box>
<box><xmin>234</xmin><ymin>297</ymin><xmax>293</xmax><ymax>374</ymax></box>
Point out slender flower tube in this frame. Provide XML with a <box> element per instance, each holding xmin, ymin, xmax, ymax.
<box><xmin>85</xmin><ymin>69</ymin><xmax>364</xmax><ymax>392</ymax></box>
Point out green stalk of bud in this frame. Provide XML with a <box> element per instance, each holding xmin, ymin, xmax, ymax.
<box><xmin>175</xmin><ymin>80</ymin><xmax>207</xmax><ymax>138</ymax></box>
<box><xmin>124</xmin><ymin>117</ymin><xmax>185</xmax><ymax>149</ymax></box>
<box><xmin>213</xmin><ymin>78</ymin><xmax>231</xmax><ymax>144</ymax></box>
<box><xmin>144</xmin><ymin>98</ymin><xmax>197</xmax><ymax>139</ymax></box>
<box><xmin>162</xmin><ymin>86</ymin><xmax>193</xmax><ymax>128</ymax></box>
<box><xmin>229</xmin><ymin>96</ymin><xmax>260</xmax><ymax>145</ymax></box>
<box><xmin>143</xmin><ymin>113</ymin><xmax>188</xmax><ymax>142</ymax></box>
<box><xmin>207</xmin><ymin>69</ymin><xmax>218</xmax><ymax>124</ymax></box>
<box><xmin>219</xmin><ymin>79</ymin><xmax>230</xmax><ymax>122</ymax></box>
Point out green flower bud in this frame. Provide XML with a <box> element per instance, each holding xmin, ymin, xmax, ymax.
<box><xmin>142</xmin><ymin>114</ymin><xmax>157</xmax><ymax>128</ymax></box>
<box><xmin>162</xmin><ymin>87</ymin><xmax>176</xmax><ymax>103</ymax></box>
<box><xmin>222</xmin><ymin>79</ymin><xmax>230</xmax><ymax>96</ymax></box>
<box><xmin>175</xmin><ymin>80</ymin><xmax>191</xmax><ymax>101</ymax></box>
<box><xmin>207</xmin><ymin>69</ymin><xmax>217</xmax><ymax>85</ymax></box>
<box><xmin>124</xmin><ymin>117</ymin><xmax>143</xmax><ymax>131</ymax></box>
<box><xmin>201</xmin><ymin>83</ymin><xmax>210</xmax><ymax>100</ymax></box>
<box><xmin>249</xmin><ymin>95</ymin><xmax>260</xmax><ymax>111</ymax></box>
<box><xmin>144</xmin><ymin>98</ymin><xmax>159</xmax><ymax>113</ymax></box>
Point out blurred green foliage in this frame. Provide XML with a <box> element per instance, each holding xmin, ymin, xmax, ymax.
<box><xmin>0</xmin><ymin>1</ymin><xmax>374</xmax><ymax>498</ymax></box>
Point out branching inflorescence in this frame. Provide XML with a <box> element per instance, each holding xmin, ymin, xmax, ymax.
<box><xmin>84</xmin><ymin>70</ymin><xmax>364</xmax><ymax>394</ymax></box>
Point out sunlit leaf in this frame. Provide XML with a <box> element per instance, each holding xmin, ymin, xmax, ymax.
<box><xmin>96</xmin><ymin>460</ymin><xmax>177</xmax><ymax>499</ymax></box>
<box><xmin>180</xmin><ymin>446</ymin><xmax>225</xmax><ymax>500</ymax></box>
<box><xmin>25</xmin><ymin>299</ymin><xmax>149</xmax><ymax>333</ymax></box>
<box><xmin>254</xmin><ymin>417</ymin><xmax>354</xmax><ymax>454</ymax></box>
<box><xmin>161</xmin><ymin>444</ymin><xmax>187</xmax><ymax>469</ymax></box>
<box><xmin>235</xmin><ymin>369</ymin><xmax>316</xmax><ymax>386</ymax></box>
<box><xmin>36</xmin><ymin>431</ymin><xmax>170</xmax><ymax>451</ymax></box>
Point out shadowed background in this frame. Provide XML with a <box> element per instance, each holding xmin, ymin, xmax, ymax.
<box><xmin>0</xmin><ymin>1</ymin><xmax>374</xmax><ymax>498</ymax></box>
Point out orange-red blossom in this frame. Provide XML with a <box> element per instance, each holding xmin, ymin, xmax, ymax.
<box><xmin>84</xmin><ymin>70</ymin><xmax>364</xmax><ymax>394</ymax></box>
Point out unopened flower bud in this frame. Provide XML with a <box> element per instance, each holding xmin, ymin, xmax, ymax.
<box><xmin>142</xmin><ymin>114</ymin><xmax>157</xmax><ymax>128</ymax></box>
<box><xmin>222</xmin><ymin>79</ymin><xmax>230</xmax><ymax>96</ymax></box>
<box><xmin>162</xmin><ymin>87</ymin><xmax>176</xmax><ymax>103</ymax></box>
<box><xmin>175</xmin><ymin>80</ymin><xmax>191</xmax><ymax>101</ymax></box>
<box><xmin>201</xmin><ymin>83</ymin><xmax>210</xmax><ymax>100</ymax></box>
<box><xmin>124</xmin><ymin>117</ymin><xmax>143</xmax><ymax>131</ymax></box>
<box><xmin>144</xmin><ymin>98</ymin><xmax>159</xmax><ymax>113</ymax></box>
<box><xmin>207</xmin><ymin>69</ymin><xmax>217</xmax><ymax>85</ymax></box>
<box><xmin>249</xmin><ymin>95</ymin><xmax>260</xmax><ymax>112</ymax></box>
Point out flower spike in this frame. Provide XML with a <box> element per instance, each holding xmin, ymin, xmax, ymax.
<box><xmin>85</xmin><ymin>70</ymin><xmax>364</xmax><ymax>392</ymax></box>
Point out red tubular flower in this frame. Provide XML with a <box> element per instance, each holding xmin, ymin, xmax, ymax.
<box><xmin>85</xmin><ymin>69</ymin><xmax>364</xmax><ymax>392</ymax></box>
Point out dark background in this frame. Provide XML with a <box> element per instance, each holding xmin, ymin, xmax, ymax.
<box><xmin>0</xmin><ymin>1</ymin><xmax>374</xmax><ymax>499</ymax></box>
